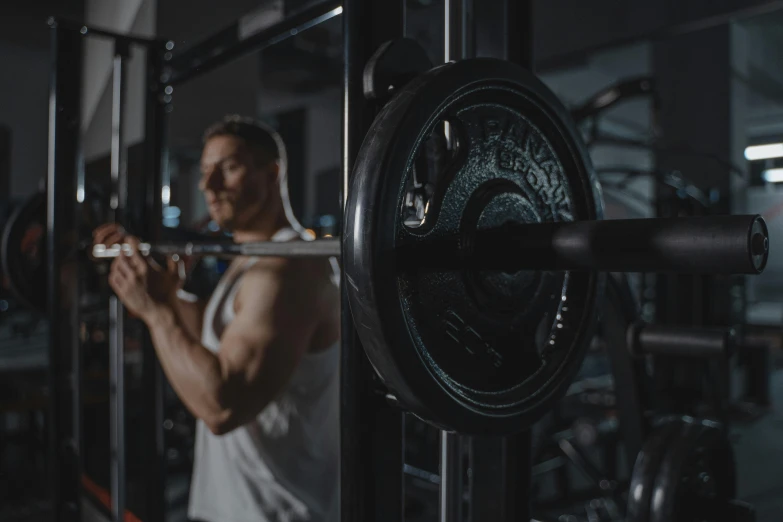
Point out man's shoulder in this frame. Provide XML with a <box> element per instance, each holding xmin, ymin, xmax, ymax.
<box><xmin>241</xmin><ymin>256</ymin><xmax>331</xmax><ymax>288</ymax></box>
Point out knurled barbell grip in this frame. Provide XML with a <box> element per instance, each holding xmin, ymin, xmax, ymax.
<box><xmin>91</xmin><ymin>238</ymin><xmax>341</xmax><ymax>259</ymax></box>
<box><xmin>479</xmin><ymin>214</ymin><xmax>769</xmax><ymax>275</ymax></box>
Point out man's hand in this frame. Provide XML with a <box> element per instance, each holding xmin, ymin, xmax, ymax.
<box><xmin>92</xmin><ymin>223</ymin><xmax>128</xmax><ymax>251</ymax></box>
<box><xmin>108</xmin><ymin>237</ymin><xmax>182</xmax><ymax>321</ymax></box>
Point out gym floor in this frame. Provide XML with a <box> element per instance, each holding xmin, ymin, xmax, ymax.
<box><xmin>733</xmin><ymin>363</ymin><xmax>783</xmax><ymax>521</ymax></box>
<box><xmin>1</xmin><ymin>320</ymin><xmax>781</xmax><ymax>521</ymax></box>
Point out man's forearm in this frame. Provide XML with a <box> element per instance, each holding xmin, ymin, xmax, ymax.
<box><xmin>143</xmin><ymin>304</ymin><xmax>227</xmax><ymax>427</ymax></box>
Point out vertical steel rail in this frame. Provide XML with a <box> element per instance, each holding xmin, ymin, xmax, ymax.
<box><xmin>466</xmin><ymin>2</ymin><xmax>536</xmax><ymax>521</ymax></box>
<box><xmin>505</xmin><ymin>4</ymin><xmax>535</xmax><ymax>520</ymax></box>
<box><xmin>46</xmin><ymin>18</ymin><xmax>84</xmax><ymax>522</ymax></box>
<box><xmin>108</xmin><ymin>44</ymin><xmax>129</xmax><ymax>522</ymax></box>
<box><xmin>141</xmin><ymin>40</ymin><xmax>171</xmax><ymax>521</ymax></box>
<box><xmin>439</xmin><ymin>2</ymin><xmax>470</xmax><ymax>521</ymax></box>
<box><xmin>340</xmin><ymin>1</ymin><xmax>372</xmax><ymax>519</ymax></box>
<box><xmin>341</xmin><ymin>0</ymin><xmax>406</xmax><ymax>521</ymax></box>
<box><xmin>439</xmin><ymin>432</ymin><xmax>464</xmax><ymax>522</ymax></box>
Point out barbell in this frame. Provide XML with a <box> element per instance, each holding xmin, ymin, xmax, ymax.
<box><xmin>1</xmin><ymin>57</ymin><xmax>772</xmax><ymax>436</ymax></box>
<box><xmin>92</xmin><ymin>214</ymin><xmax>768</xmax><ymax>275</ymax></box>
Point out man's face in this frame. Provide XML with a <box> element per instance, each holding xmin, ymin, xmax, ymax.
<box><xmin>199</xmin><ymin>135</ymin><xmax>274</xmax><ymax>230</ymax></box>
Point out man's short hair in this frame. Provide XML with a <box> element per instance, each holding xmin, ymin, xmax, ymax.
<box><xmin>203</xmin><ymin>115</ymin><xmax>281</xmax><ymax>167</ymax></box>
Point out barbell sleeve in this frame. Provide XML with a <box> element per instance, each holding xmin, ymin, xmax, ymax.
<box><xmin>474</xmin><ymin>214</ymin><xmax>769</xmax><ymax>274</ymax></box>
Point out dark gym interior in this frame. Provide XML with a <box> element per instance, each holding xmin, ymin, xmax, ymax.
<box><xmin>0</xmin><ymin>1</ymin><xmax>782</xmax><ymax>521</ymax></box>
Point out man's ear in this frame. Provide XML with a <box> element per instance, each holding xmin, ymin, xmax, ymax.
<box><xmin>270</xmin><ymin>161</ymin><xmax>281</xmax><ymax>185</ymax></box>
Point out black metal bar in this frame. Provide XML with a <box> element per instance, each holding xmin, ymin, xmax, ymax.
<box><xmin>169</xmin><ymin>0</ymin><xmax>342</xmax><ymax>86</ymax></box>
<box><xmin>468</xmin><ymin>437</ymin><xmax>504</xmax><ymax>521</ymax></box>
<box><xmin>628</xmin><ymin>323</ymin><xmax>735</xmax><ymax>358</ymax></box>
<box><xmin>141</xmin><ymin>41</ymin><xmax>168</xmax><ymax>522</ymax></box>
<box><xmin>601</xmin><ymin>275</ymin><xmax>647</xmax><ymax>473</ymax></box>
<box><xmin>506</xmin><ymin>0</ymin><xmax>533</xmax><ymax>69</ymax></box>
<box><xmin>441</xmin><ymin>6</ymin><xmax>469</xmax><ymax>518</ymax></box>
<box><xmin>373</xmin><ymin>399</ymin><xmax>406</xmax><ymax>521</ymax></box>
<box><xmin>46</xmin><ymin>17</ymin><xmax>161</xmax><ymax>47</ymax></box>
<box><xmin>504</xmin><ymin>431</ymin><xmax>533</xmax><ymax>521</ymax></box>
<box><xmin>468</xmin><ymin>6</ymin><xmax>535</xmax><ymax>522</ymax></box>
<box><xmin>391</xmin><ymin>214</ymin><xmax>768</xmax><ymax>275</ymax></box>
<box><xmin>445</xmin><ymin>0</ymin><xmax>472</xmax><ymax>62</ymax></box>
<box><xmin>341</xmin><ymin>0</ymin><xmax>369</xmax><ymax>207</ymax></box>
<box><xmin>341</xmin><ymin>0</ymin><xmax>405</xmax><ymax>520</ymax></box>
<box><xmin>469</xmin><ymin>432</ymin><xmax>532</xmax><ymax>522</ymax></box>
<box><xmin>439</xmin><ymin>432</ymin><xmax>464</xmax><ymax>522</ymax></box>
<box><xmin>340</xmin><ymin>0</ymin><xmax>375</xmax><ymax>518</ymax></box>
<box><xmin>471</xmin><ymin>215</ymin><xmax>769</xmax><ymax>275</ymax></box>
<box><xmin>47</xmin><ymin>20</ymin><xmax>83</xmax><ymax>522</ymax></box>
<box><xmin>108</xmin><ymin>47</ymin><xmax>128</xmax><ymax>522</ymax></box>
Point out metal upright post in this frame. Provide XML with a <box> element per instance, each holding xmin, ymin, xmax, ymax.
<box><xmin>108</xmin><ymin>42</ymin><xmax>129</xmax><ymax>522</ymax></box>
<box><xmin>341</xmin><ymin>0</ymin><xmax>406</xmax><ymax>521</ymax></box>
<box><xmin>141</xmin><ymin>40</ymin><xmax>170</xmax><ymax>521</ymax></box>
<box><xmin>445</xmin><ymin>0</ymin><xmax>473</xmax><ymax>62</ymax></box>
<box><xmin>504</xmin><ymin>3</ymin><xmax>535</xmax><ymax>519</ymax></box>
<box><xmin>46</xmin><ymin>19</ymin><xmax>84</xmax><ymax>522</ymax></box>
<box><xmin>505</xmin><ymin>0</ymin><xmax>533</xmax><ymax>66</ymax></box>
<box><xmin>439</xmin><ymin>432</ymin><xmax>464</xmax><ymax>522</ymax></box>
<box><xmin>467</xmin><ymin>2</ymin><xmax>535</xmax><ymax>521</ymax></box>
<box><xmin>439</xmin><ymin>3</ymin><xmax>469</xmax><ymax>521</ymax></box>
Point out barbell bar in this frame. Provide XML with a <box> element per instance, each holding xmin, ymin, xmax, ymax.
<box><xmin>92</xmin><ymin>237</ymin><xmax>342</xmax><ymax>259</ymax></box>
<box><xmin>91</xmin><ymin>214</ymin><xmax>769</xmax><ymax>275</ymax></box>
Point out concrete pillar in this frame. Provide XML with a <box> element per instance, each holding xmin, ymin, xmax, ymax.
<box><xmin>653</xmin><ymin>26</ymin><xmax>731</xmax><ymax>327</ymax></box>
<box><xmin>81</xmin><ymin>0</ymin><xmax>156</xmax><ymax>161</ymax></box>
<box><xmin>653</xmin><ymin>25</ymin><xmax>749</xmax><ymax>328</ymax></box>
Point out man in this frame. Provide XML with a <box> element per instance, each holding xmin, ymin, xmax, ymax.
<box><xmin>94</xmin><ymin>115</ymin><xmax>340</xmax><ymax>522</ymax></box>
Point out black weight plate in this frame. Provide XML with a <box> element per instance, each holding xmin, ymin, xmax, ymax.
<box><xmin>1</xmin><ymin>191</ymin><xmax>47</xmax><ymax>315</ymax></box>
<box><xmin>344</xmin><ymin>58</ymin><xmax>604</xmax><ymax>435</ymax></box>
<box><xmin>650</xmin><ymin>419</ymin><xmax>736</xmax><ymax>522</ymax></box>
<box><xmin>627</xmin><ymin>420</ymin><xmax>683</xmax><ymax>522</ymax></box>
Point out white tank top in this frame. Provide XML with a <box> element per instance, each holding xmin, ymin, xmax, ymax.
<box><xmin>188</xmin><ymin>228</ymin><xmax>340</xmax><ymax>522</ymax></box>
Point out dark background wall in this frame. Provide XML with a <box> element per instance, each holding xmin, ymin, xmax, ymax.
<box><xmin>2</xmin><ymin>0</ymin><xmax>783</xmax><ymax>298</ymax></box>
<box><xmin>0</xmin><ymin>2</ymin><xmax>84</xmax><ymax>198</ymax></box>
<box><xmin>3</xmin><ymin>0</ymin><xmax>781</xmax><ymax>197</ymax></box>
<box><xmin>157</xmin><ymin>0</ymin><xmax>264</xmax><ymax>153</ymax></box>
<box><xmin>532</xmin><ymin>0</ymin><xmax>783</xmax><ymax>71</ymax></box>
